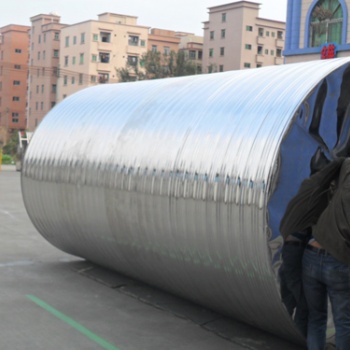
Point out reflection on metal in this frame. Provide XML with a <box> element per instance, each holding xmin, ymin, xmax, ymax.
<box><xmin>21</xmin><ymin>58</ymin><xmax>350</xmax><ymax>344</ymax></box>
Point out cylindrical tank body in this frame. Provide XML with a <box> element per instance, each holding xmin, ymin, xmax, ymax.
<box><xmin>21</xmin><ymin>58</ymin><xmax>350</xmax><ymax>344</ymax></box>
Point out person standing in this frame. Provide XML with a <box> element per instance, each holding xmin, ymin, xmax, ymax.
<box><xmin>302</xmin><ymin>159</ymin><xmax>350</xmax><ymax>350</ymax></box>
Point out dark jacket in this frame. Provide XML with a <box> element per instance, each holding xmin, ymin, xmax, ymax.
<box><xmin>279</xmin><ymin>157</ymin><xmax>344</xmax><ymax>239</ymax></box>
<box><xmin>313</xmin><ymin>158</ymin><xmax>350</xmax><ymax>264</ymax></box>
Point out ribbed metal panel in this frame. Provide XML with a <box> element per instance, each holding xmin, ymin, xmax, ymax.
<box><xmin>21</xmin><ymin>57</ymin><xmax>350</xmax><ymax>343</ymax></box>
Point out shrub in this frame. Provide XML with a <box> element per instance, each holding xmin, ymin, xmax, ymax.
<box><xmin>1</xmin><ymin>154</ymin><xmax>13</xmax><ymax>165</ymax></box>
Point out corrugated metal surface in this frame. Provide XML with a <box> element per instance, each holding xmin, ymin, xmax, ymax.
<box><xmin>21</xmin><ymin>57</ymin><xmax>350</xmax><ymax>343</ymax></box>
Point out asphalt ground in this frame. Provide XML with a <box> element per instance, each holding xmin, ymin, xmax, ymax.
<box><xmin>0</xmin><ymin>165</ymin><xmax>303</xmax><ymax>350</ymax></box>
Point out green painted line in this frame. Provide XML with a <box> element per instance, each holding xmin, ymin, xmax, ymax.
<box><xmin>26</xmin><ymin>294</ymin><xmax>120</xmax><ymax>350</ymax></box>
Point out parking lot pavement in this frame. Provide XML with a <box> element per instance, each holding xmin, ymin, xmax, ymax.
<box><xmin>0</xmin><ymin>168</ymin><xmax>303</xmax><ymax>350</ymax></box>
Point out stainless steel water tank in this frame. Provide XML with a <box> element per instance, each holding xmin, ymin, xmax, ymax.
<box><xmin>21</xmin><ymin>57</ymin><xmax>350</xmax><ymax>344</ymax></box>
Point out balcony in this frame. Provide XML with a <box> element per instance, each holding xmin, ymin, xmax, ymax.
<box><xmin>98</xmin><ymin>41</ymin><xmax>111</xmax><ymax>51</ymax></box>
<box><xmin>256</xmin><ymin>54</ymin><xmax>264</xmax><ymax>64</ymax></box>
<box><xmin>257</xmin><ymin>36</ymin><xmax>265</xmax><ymax>45</ymax></box>
<box><xmin>275</xmin><ymin>57</ymin><xmax>284</xmax><ymax>65</ymax></box>
<box><xmin>275</xmin><ymin>39</ymin><xmax>284</xmax><ymax>48</ymax></box>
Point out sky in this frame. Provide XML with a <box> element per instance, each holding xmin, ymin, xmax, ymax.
<box><xmin>0</xmin><ymin>0</ymin><xmax>287</xmax><ymax>36</ymax></box>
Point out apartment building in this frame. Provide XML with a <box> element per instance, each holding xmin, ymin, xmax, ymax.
<box><xmin>0</xmin><ymin>24</ymin><xmax>30</xmax><ymax>144</ymax></box>
<box><xmin>27</xmin><ymin>14</ymin><xmax>66</xmax><ymax>131</ymax></box>
<box><xmin>177</xmin><ymin>32</ymin><xmax>203</xmax><ymax>74</ymax></box>
<box><xmin>284</xmin><ymin>0</ymin><xmax>350</xmax><ymax>63</ymax></box>
<box><xmin>57</xmin><ymin>13</ymin><xmax>149</xmax><ymax>101</ymax></box>
<box><xmin>148</xmin><ymin>28</ymin><xmax>180</xmax><ymax>55</ymax></box>
<box><xmin>202</xmin><ymin>1</ymin><xmax>285</xmax><ymax>72</ymax></box>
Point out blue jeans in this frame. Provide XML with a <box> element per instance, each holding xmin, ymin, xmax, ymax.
<box><xmin>303</xmin><ymin>247</ymin><xmax>350</xmax><ymax>350</ymax></box>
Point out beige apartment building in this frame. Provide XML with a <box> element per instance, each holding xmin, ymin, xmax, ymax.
<box><xmin>177</xmin><ymin>32</ymin><xmax>203</xmax><ymax>74</ymax></box>
<box><xmin>284</xmin><ymin>0</ymin><xmax>350</xmax><ymax>63</ymax></box>
<box><xmin>57</xmin><ymin>13</ymin><xmax>149</xmax><ymax>101</ymax></box>
<box><xmin>27</xmin><ymin>14</ymin><xmax>66</xmax><ymax>131</ymax></box>
<box><xmin>0</xmin><ymin>24</ymin><xmax>30</xmax><ymax>143</ymax></box>
<box><xmin>148</xmin><ymin>28</ymin><xmax>180</xmax><ymax>55</ymax></box>
<box><xmin>202</xmin><ymin>1</ymin><xmax>285</xmax><ymax>72</ymax></box>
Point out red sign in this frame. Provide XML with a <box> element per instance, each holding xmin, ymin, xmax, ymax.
<box><xmin>321</xmin><ymin>43</ymin><xmax>337</xmax><ymax>59</ymax></box>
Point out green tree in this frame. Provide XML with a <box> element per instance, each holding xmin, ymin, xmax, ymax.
<box><xmin>116</xmin><ymin>50</ymin><xmax>202</xmax><ymax>82</ymax></box>
<box><xmin>2</xmin><ymin>131</ymin><xmax>19</xmax><ymax>157</ymax></box>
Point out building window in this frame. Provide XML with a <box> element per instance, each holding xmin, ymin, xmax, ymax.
<box><xmin>277</xmin><ymin>31</ymin><xmax>283</xmax><ymax>39</ymax></box>
<box><xmin>64</xmin><ymin>56</ymin><xmax>69</xmax><ymax>66</ymax></box>
<box><xmin>221</xmin><ymin>29</ymin><xmax>226</xmax><ymax>39</ymax></box>
<box><xmin>41</xmin><ymin>102</ymin><xmax>44</xmax><ymax>110</ymax></box>
<box><xmin>244</xmin><ymin>63</ymin><xmax>251</xmax><ymax>68</ymax></box>
<box><xmin>210</xmin><ymin>31</ymin><xmax>214</xmax><ymax>40</ymax></box>
<box><xmin>72</xmin><ymin>56</ymin><xmax>76</xmax><ymax>65</ymax></box>
<box><xmin>127</xmin><ymin>55</ymin><xmax>138</xmax><ymax>66</ymax></box>
<box><xmin>54</xmin><ymin>32</ymin><xmax>59</xmax><ymax>40</ymax></box>
<box><xmin>276</xmin><ymin>48</ymin><xmax>282</xmax><ymax>57</ymax></box>
<box><xmin>53</xmin><ymin>49</ymin><xmax>59</xmax><ymax>57</ymax></box>
<box><xmin>265</xmin><ymin>49</ymin><xmax>269</xmax><ymax>54</ymax></box>
<box><xmin>64</xmin><ymin>75</ymin><xmax>68</xmax><ymax>85</ymax></box>
<box><xmin>220</xmin><ymin>47</ymin><xmax>225</xmax><ymax>56</ymax></box>
<box><xmin>266</xmin><ymin>31</ymin><xmax>270</xmax><ymax>37</ymax></box>
<box><xmin>51</xmin><ymin>102</ymin><xmax>56</xmax><ymax>108</ymax></box>
<box><xmin>271</xmin><ymin>50</ymin><xmax>275</xmax><ymax>55</ymax></box>
<box><xmin>36</xmin><ymin>85</ymin><xmax>39</xmax><ymax>93</ymax></box>
<box><xmin>258</xmin><ymin>28</ymin><xmax>264</xmax><ymax>37</ymax></box>
<box><xmin>140</xmin><ymin>40</ymin><xmax>146</xmax><ymax>47</ymax></box>
<box><xmin>43</xmin><ymin>51</ymin><xmax>46</xmax><ymax>60</ymax></box>
<box><xmin>92</xmin><ymin>54</ymin><xmax>97</xmax><ymax>62</ymax></box>
<box><xmin>164</xmin><ymin>47</ymin><xmax>170</xmax><ymax>56</ymax></box>
<box><xmin>12</xmin><ymin>113</ymin><xmax>19</xmax><ymax>123</ymax></box>
<box><xmin>14</xmin><ymin>64</ymin><xmax>21</xmax><ymax>69</ymax></box>
<box><xmin>73</xmin><ymin>36</ymin><xmax>77</xmax><ymax>45</ymax></box>
<box><xmin>71</xmin><ymin>76</ymin><xmax>75</xmax><ymax>84</ymax></box>
<box><xmin>152</xmin><ymin>45</ymin><xmax>157</xmax><ymax>52</ymax></box>
<box><xmin>52</xmin><ymin>84</ymin><xmax>57</xmax><ymax>93</ymax></box>
<box><xmin>246</xmin><ymin>25</ymin><xmax>253</xmax><ymax>31</ymax></box>
<box><xmin>222</xmin><ymin>13</ymin><xmax>226</xmax><ymax>22</ymax></box>
<box><xmin>65</xmin><ymin>36</ymin><xmax>69</xmax><ymax>47</ymax></box>
<box><xmin>41</xmin><ymin>85</ymin><xmax>44</xmax><ymax>93</ymax></box>
<box><xmin>219</xmin><ymin>65</ymin><xmax>224</xmax><ymax>72</ymax></box>
<box><xmin>128</xmin><ymin>35</ymin><xmax>139</xmax><ymax>46</ymax></box>
<box><xmin>309</xmin><ymin>0</ymin><xmax>342</xmax><ymax>47</ymax></box>
<box><xmin>257</xmin><ymin>46</ymin><xmax>263</xmax><ymax>54</ymax></box>
<box><xmin>245</xmin><ymin>44</ymin><xmax>252</xmax><ymax>50</ymax></box>
<box><xmin>13</xmin><ymin>96</ymin><xmax>20</xmax><ymax>101</ymax></box>
<box><xmin>15</xmin><ymin>48</ymin><xmax>22</xmax><ymax>53</ymax></box>
<box><xmin>99</xmin><ymin>52</ymin><xmax>110</xmax><ymax>63</ymax></box>
<box><xmin>272</xmin><ymin>32</ymin><xmax>275</xmax><ymax>37</ymax></box>
<box><xmin>209</xmin><ymin>48</ymin><xmax>214</xmax><ymax>57</ymax></box>
<box><xmin>80</xmin><ymin>53</ymin><xmax>84</xmax><ymax>64</ymax></box>
<box><xmin>44</xmin><ymin>33</ymin><xmax>46</xmax><ymax>42</ymax></box>
<box><xmin>100</xmin><ymin>32</ymin><xmax>111</xmax><ymax>42</ymax></box>
<box><xmin>91</xmin><ymin>75</ymin><xmax>97</xmax><ymax>83</ymax></box>
<box><xmin>93</xmin><ymin>33</ymin><xmax>98</xmax><ymax>42</ymax></box>
<box><xmin>38</xmin><ymin>51</ymin><xmax>41</xmax><ymax>60</ymax></box>
<box><xmin>13</xmin><ymin>80</ymin><xmax>20</xmax><ymax>85</ymax></box>
<box><xmin>98</xmin><ymin>73</ymin><xmax>109</xmax><ymax>83</ymax></box>
<box><xmin>79</xmin><ymin>73</ymin><xmax>83</xmax><ymax>84</ymax></box>
<box><xmin>189</xmin><ymin>50</ymin><xmax>196</xmax><ymax>59</ymax></box>
<box><xmin>81</xmin><ymin>33</ymin><xmax>85</xmax><ymax>44</ymax></box>
<box><xmin>35</xmin><ymin>102</ymin><xmax>38</xmax><ymax>110</ymax></box>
